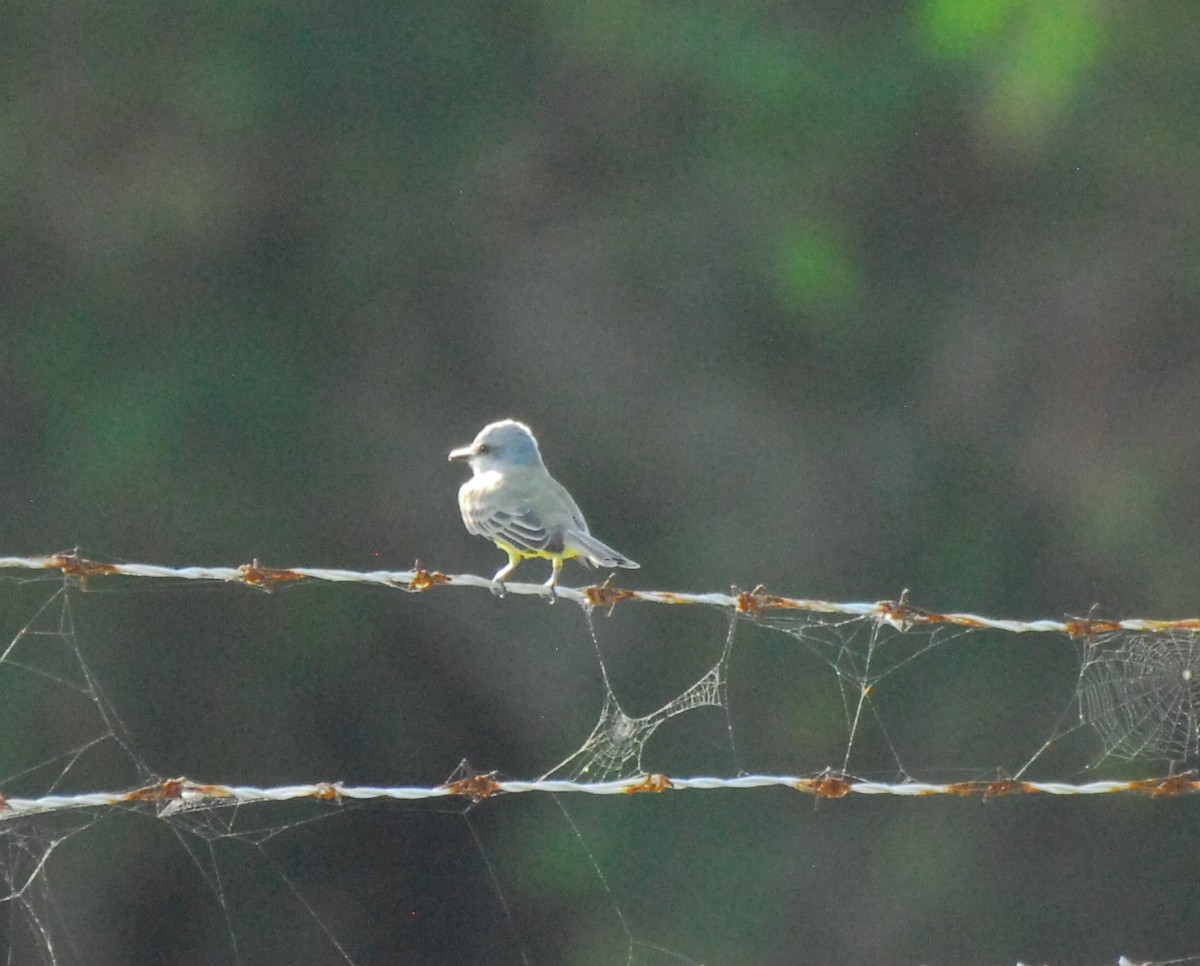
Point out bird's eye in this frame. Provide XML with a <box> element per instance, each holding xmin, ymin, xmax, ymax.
<box><xmin>477</xmin><ymin>444</ymin><xmax>490</xmax><ymax>454</ymax></box>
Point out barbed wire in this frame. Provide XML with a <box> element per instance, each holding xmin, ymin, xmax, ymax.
<box><xmin>1</xmin><ymin>771</ymin><xmax>1197</xmax><ymax>825</ymax></box>
<box><xmin>1</xmin><ymin>553</ymin><xmax>1198</xmax><ymax>818</ymax></box>
<box><xmin>1</xmin><ymin>552</ymin><xmax>1196</xmax><ymax>636</ymax></box>
<box><xmin>1</xmin><ymin>552</ymin><xmax>1194</xmax><ymax>966</ymax></box>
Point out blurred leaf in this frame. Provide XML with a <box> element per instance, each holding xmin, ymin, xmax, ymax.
<box><xmin>775</xmin><ymin>223</ymin><xmax>858</xmax><ymax>312</ymax></box>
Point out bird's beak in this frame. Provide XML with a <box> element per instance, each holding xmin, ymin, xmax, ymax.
<box><xmin>447</xmin><ymin>444</ymin><xmax>475</xmax><ymax>462</ymax></box>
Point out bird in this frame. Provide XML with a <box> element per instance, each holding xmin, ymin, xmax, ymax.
<box><xmin>448</xmin><ymin>419</ymin><xmax>639</xmax><ymax>598</ymax></box>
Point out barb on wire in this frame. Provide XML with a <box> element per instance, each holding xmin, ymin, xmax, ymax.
<box><xmin>1</xmin><ymin>551</ymin><xmax>1197</xmax><ymax>636</ymax></box>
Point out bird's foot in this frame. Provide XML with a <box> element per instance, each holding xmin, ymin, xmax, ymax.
<box><xmin>490</xmin><ymin>580</ymin><xmax>507</xmax><ymax>598</ymax></box>
<box><xmin>542</xmin><ymin>579</ymin><xmax>558</xmax><ymax>604</ymax></box>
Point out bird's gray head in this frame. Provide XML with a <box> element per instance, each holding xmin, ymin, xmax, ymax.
<box><xmin>448</xmin><ymin>419</ymin><xmax>544</xmax><ymax>473</ymax></box>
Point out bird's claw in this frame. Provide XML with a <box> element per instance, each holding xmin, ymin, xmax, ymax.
<box><xmin>490</xmin><ymin>580</ymin><xmax>507</xmax><ymax>598</ymax></box>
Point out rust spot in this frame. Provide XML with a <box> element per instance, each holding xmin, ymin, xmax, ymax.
<box><xmin>49</xmin><ymin>552</ymin><xmax>118</xmax><ymax>586</ymax></box>
<box><xmin>125</xmin><ymin>777</ymin><xmax>188</xmax><ymax>802</ymax></box>
<box><xmin>876</xmin><ymin>589</ymin><xmax>939</xmax><ymax>630</ymax></box>
<box><xmin>757</xmin><ymin>598</ymin><xmax>799</xmax><ymax>612</ymax></box>
<box><xmin>0</xmin><ymin>792</ymin><xmax>7</xmax><ymax>810</ymax></box>
<box><xmin>624</xmin><ymin>774</ymin><xmax>673</xmax><ymax>794</ymax></box>
<box><xmin>945</xmin><ymin>782</ymin><xmax>991</xmax><ymax>798</ymax></box>
<box><xmin>735</xmin><ymin>589</ymin><xmax>760</xmax><ymax>614</ymax></box>
<box><xmin>736</xmin><ymin>586</ymin><xmax>800</xmax><ymax>616</ymax></box>
<box><xmin>314</xmin><ymin>782</ymin><xmax>343</xmax><ymax>802</ymax></box>
<box><xmin>877</xmin><ymin>594</ymin><xmax>914</xmax><ymax>629</ymax></box>
<box><xmin>408</xmin><ymin>568</ymin><xmax>449</xmax><ymax>592</ymax></box>
<box><xmin>794</xmin><ymin>774</ymin><xmax>851</xmax><ymax>798</ymax></box>
<box><xmin>1064</xmin><ymin>618</ymin><xmax>1122</xmax><ymax>638</ymax></box>
<box><xmin>1064</xmin><ymin>603</ymin><xmax>1122</xmax><ymax>638</ymax></box>
<box><xmin>814</xmin><ymin>776</ymin><xmax>851</xmax><ymax>798</ymax></box>
<box><xmin>1141</xmin><ymin>774</ymin><xmax>1198</xmax><ymax>797</ymax></box>
<box><xmin>982</xmin><ymin>779</ymin><xmax>1027</xmax><ymax>798</ymax></box>
<box><xmin>584</xmin><ymin>583</ymin><xmax>637</xmax><ymax>608</ymax></box>
<box><xmin>238</xmin><ymin>562</ymin><xmax>309</xmax><ymax>588</ymax></box>
<box><xmin>445</xmin><ymin>773</ymin><xmax>503</xmax><ymax>801</ymax></box>
<box><xmin>656</xmin><ymin>592</ymin><xmax>698</xmax><ymax>605</ymax></box>
<box><xmin>187</xmin><ymin>782</ymin><xmax>233</xmax><ymax>800</ymax></box>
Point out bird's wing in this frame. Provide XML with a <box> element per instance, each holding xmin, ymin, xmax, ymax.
<box><xmin>460</xmin><ymin>469</ymin><xmax>608</xmax><ymax>558</ymax></box>
<box><xmin>474</xmin><ymin>505</ymin><xmax>555</xmax><ymax>554</ymax></box>
<box><xmin>460</xmin><ymin>478</ymin><xmax>555</xmax><ymax>554</ymax></box>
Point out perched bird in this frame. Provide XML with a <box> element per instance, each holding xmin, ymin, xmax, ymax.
<box><xmin>448</xmin><ymin>419</ymin><xmax>639</xmax><ymax>597</ymax></box>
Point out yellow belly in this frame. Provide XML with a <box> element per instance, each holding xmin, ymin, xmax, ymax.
<box><xmin>493</xmin><ymin>539</ymin><xmax>580</xmax><ymax>562</ymax></box>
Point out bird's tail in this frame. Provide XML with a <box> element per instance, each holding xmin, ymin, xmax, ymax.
<box><xmin>566</xmin><ymin>529</ymin><xmax>639</xmax><ymax>569</ymax></box>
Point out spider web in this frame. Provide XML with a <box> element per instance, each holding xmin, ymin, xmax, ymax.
<box><xmin>1078</xmin><ymin>630</ymin><xmax>1200</xmax><ymax>767</ymax></box>
<box><xmin>0</xmin><ymin>579</ymin><xmax>379</xmax><ymax>964</ymax></box>
<box><xmin>0</xmin><ymin>582</ymin><xmax>143</xmax><ymax>964</ymax></box>
<box><xmin>543</xmin><ymin>609</ymin><xmax>735</xmax><ymax>783</ymax></box>
<box><xmin>1</xmin><ymin>566</ymin><xmax>1198</xmax><ymax>963</ymax></box>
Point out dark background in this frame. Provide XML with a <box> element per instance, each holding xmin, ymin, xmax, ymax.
<box><xmin>2</xmin><ymin>2</ymin><xmax>1200</xmax><ymax>963</ymax></box>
